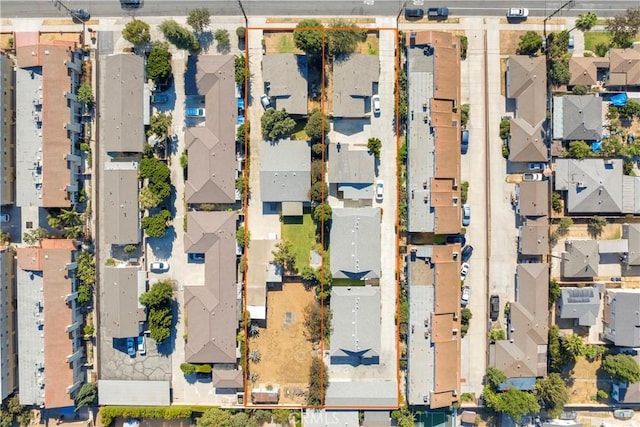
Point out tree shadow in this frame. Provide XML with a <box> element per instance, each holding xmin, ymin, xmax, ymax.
<box><xmin>147</xmin><ymin>225</ymin><xmax>176</xmax><ymax>260</ymax></box>
<box><xmin>216</xmin><ymin>42</ymin><xmax>231</xmax><ymax>54</ymax></box>
<box><xmin>156</xmin><ymin>298</ymin><xmax>179</xmax><ymax>357</ymax></box>
<box><xmin>198</xmin><ymin>31</ymin><xmax>214</xmax><ymax>53</ymax></box>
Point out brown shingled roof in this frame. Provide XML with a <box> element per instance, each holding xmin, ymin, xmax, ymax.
<box><xmin>608</xmin><ymin>47</ymin><xmax>640</xmax><ymax>87</ymax></box>
<box><xmin>569</xmin><ymin>57</ymin><xmax>600</xmax><ymax>86</ymax></box>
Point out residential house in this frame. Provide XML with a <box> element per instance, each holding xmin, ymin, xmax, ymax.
<box><xmin>101</xmin><ymin>266</ymin><xmax>146</xmax><ymax>339</ymax></box>
<box><xmin>0</xmin><ymin>247</ymin><xmax>17</xmax><ymax>401</ymax></box>
<box><xmin>325</xmin><ymin>381</ymin><xmax>398</xmax><ymax>407</ymax></box>
<box><xmin>246</xmin><ymin>239</ymin><xmax>282</xmax><ymax>321</ymax></box>
<box><xmin>332</xmin><ymin>54</ymin><xmax>379</xmax><ymax>118</ymax></box>
<box><xmin>558</xmin><ymin>287</ymin><xmax>601</xmax><ymax>328</ymax></box>
<box><xmin>98</xmin><ymin>380</ymin><xmax>171</xmax><ymax>406</ymax></box>
<box><xmin>623</xmin><ymin>223</ymin><xmax>640</xmax><ymax>266</ymax></box>
<box><xmin>602</xmin><ymin>289</ymin><xmax>640</xmax><ymax>347</ymax></box>
<box><xmin>517</xmin><ymin>181</ymin><xmax>548</xmax><ymax>217</ymax></box>
<box><xmin>555</xmin><ymin>158</ymin><xmax>640</xmax><ymax>214</ymax></box>
<box><xmin>330</xmin><ymin>286</ymin><xmax>380</xmax><ymax>365</ymax></box>
<box><xmin>328</xmin><ymin>143</ymin><xmax>375</xmax><ymax>202</ymax></box>
<box><xmin>569</xmin><ymin>56</ymin><xmax>608</xmax><ymax>87</ymax></box>
<box><xmin>519</xmin><ymin>217</ymin><xmax>549</xmax><ymax>257</ymax></box>
<box><xmin>16</xmin><ymin>239</ymin><xmax>84</xmax><ymax>407</ymax></box>
<box><xmin>185</xmin><ymin>55</ymin><xmax>237</xmax><ymax>205</ymax></box>
<box><xmin>552</xmin><ymin>95</ymin><xmax>603</xmax><ymax>141</ymax></box>
<box><xmin>407</xmin><ymin>31</ymin><xmax>461</xmax><ymax>235</ymax></box>
<box><xmin>183</xmin><ymin>211</ymin><xmax>239</xmax><ymax>366</ymax></box>
<box><xmin>102</xmin><ymin>162</ymin><xmax>140</xmax><ymax>245</ymax></box>
<box><xmin>606</xmin><ymin>46</ymin><xmax>640</xmax><ymax>88</ymax></box>
<box><xmin>1</xmin><ymin>53</ymin><xmax>15</xmax><ymax>206</ymax></box>
<box><xmin>260</xmin><ymin>138</ymin><xmax>311</xmax><ymax>205</ymax></box>
<box><xmin>330</xmin><ymin>208</ymin><xmax>381</xmax><ymax>280</ymax></box>
<box><xmin>562</xmin><ymin>240</ymin><xmax>599</xmax><ymax>279</ymax></box>
<box><xmin>516</xmin><ymin>181</ymin><xmax>549</xmax><ymax>257</ymax></box>
<box><xmin>262</xmin><ymin>54</ymin><xmax>308</xmax><ymax>115</ymax></box>
<box><xmin>506</xmin><ymin>55</ymin><xmax>547</xmax><ymax>162</ymax></box>
<box><xmin>15</xmin><ymin>34</ymin><xmax>84</xmax><ymax>207</ymax></box>
<box><xmin>492</xmin><ymin>263</ymin><xmax>548</xmax><ymax>378</ymax></box>
<box><xmin>103</xmin><ymin>54</ymin><xmax>145</xmax><ymax>154</ymax></box>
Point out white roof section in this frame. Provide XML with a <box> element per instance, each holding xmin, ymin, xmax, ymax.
<box><xmin>98</xmin><ymin>380</ymin><xmax>170</xmax><ymax>406</ymax></box>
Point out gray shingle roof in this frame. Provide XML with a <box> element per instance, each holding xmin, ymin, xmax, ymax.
<box><xmin>555</xmin><ymin>159</ymin><xmax>623</xmax><ymax>214</ymax></box>
<box><xmin>559</xmin><ymin>287</ymin><xmax>601</xmax><ymax>326</ymax></box>
<box><xmin>328</xmin><ymin>143</ymin><xmax>374</xmax><ymax>184</ymax></box>
<box><xmin>262</xmin><ymin>54</ymin><xmax>308</xmax><ymax>115</ymax></box>
<box><xmin>625</xmin><ymin>223</ymin><xmax>640</xmax><ymax>266</ymax></box>
<box><xmin>101</xmin><ymin>267</ymin><xmax>144</xmax><ymax>339</ymax></box>
<box><xmin>562</xmin><ymin>239</ymin><xmax>599</xmax><ymax>279</ymax></box>
<box><xmin>103</xmin><ymin>162</ymin><xmax>140</xmax><ymax>245</ymax></box>
<box><xmin>330</xmin><ymin>286</ymin><xmax>380</xmax><ymax>365</ymax></box>
<box><xmin>183</xmin><ymin>211</ymin><xmax>238</xmax><ymax>364</ymax></box>
<box><xmin>325</xmin><ymin>380</ymin><xmax>398</xmax><ymax>407</ymax></box>
<box><xmin>330</xmin><ymin>208</ymin><xmax>381</xmax><ymax>280</ymax></box>
<box><xmin>104</xmin><ymin>54</ymin><xmax>144</xmax><ymax>153</ymax></box>
<box><xmin>260</xmin><ymin>139</ymin><xmax>311</xmax><ymax>202</ymax></box>
<box><xmin>333</xmin><ymin>54</ymin><xmax>379</xmax><ymax>118</ymax></box>
<box><xmin>98</xmin><ymin>380</ymin><xmax>170</xmax><ymax>406</ymax></box>
<box><xmin>558</xmin><ymin>95</ymin><xmax>603</xmax><ymax>141</ymax></box>
<box><xmin>603</xmin><ymin>289</ymin><xmax>640</xmax><ymax>347</ymax></box>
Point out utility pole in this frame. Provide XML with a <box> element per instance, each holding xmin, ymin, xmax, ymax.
<box><xmin>544</xmin><ymin>0</ymin><xmax>576</xmax><ymax>39</ymax></box>
<box><xmin>238</xmin><ymin>0</ymin><xmax>248</xmax><ymax>28</ymax></box>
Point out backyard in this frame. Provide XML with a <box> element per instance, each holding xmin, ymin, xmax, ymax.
<box><xmin>281</xmin><ymin>212</ymin><xmax>317</xmax><ymax>271</ymax></box>
<box><xmin>247</xmin><ymin>283</ymin><xmax>316</xmax><ymax>404</ymax></box>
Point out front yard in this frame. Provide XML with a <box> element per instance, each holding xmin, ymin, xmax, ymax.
<box><xmin>281</xmin><ymin>212</ymin><xmax>317</xmax><ymax>271</ymax></box>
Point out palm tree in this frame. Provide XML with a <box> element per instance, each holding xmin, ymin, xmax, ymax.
<box><xmin>64</xmin><ymin>225</ymin><xmax>84</xmax><ymax>239</ymax></box>
<box><xmin>248</xmin><ymin>350</ymin><xmax>261</xmax><ymax>363</ymax></box>
<box><xmin>59</xmin><ymin>208</ymin><xmax>83</xmax><ymax>227</ymax></box>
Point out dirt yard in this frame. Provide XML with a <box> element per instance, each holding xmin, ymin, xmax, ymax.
<box><xmin>264</xmin><ymin>32</ymin><xmax>303</xmax><ymax>55</ymax></box>
<box><xmin>567</xmin><ymin>357</ymin><xmax>605</xmax><ymax>404</ymax></box>
<box><xmin>248</xmin><ymin>283</ymin><xmax>317</xmax><ymax>404</ymax></box>
<box><xmin>499</xmin><ymin>30</ymin><xmax>543</xmax><ymax>55</ymax></box>
<box><xmin>550</xmin><ymin>223</ymin><xmax>622</xmax><ymax>240</ymax></box>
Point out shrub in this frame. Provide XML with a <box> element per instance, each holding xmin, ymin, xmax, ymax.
<box><xmin>195</xmin><ymin>364</ymin><xmax>212</xmax><ymax>374</ymax></box>
<box><xmin>180</xmin><ymin>362</ymin><xmax>196</xmax><ymax>375</ymax></box>
<box><xmin>141</xmin><ymin>210</ymin><xmax>172</xmax><ymax>238</ymax></box>
<box><xmin>124</xmin><ymin>244</ymin><xmax>137</xmax><ymax>253</ymax></box>
<box><xmin>461</xmin><ymin>181</ymin><xmax>469</xmax><ymax>203</ymax></box>
<box><xmin>490</xmin><ymin>329</ymin><xmax>506</xmax><ymax>341</ymax></box>
<box><xmin>572</xmin><ymin>85</ymin><xmax>589</xmax><ymax>95</ymax></box>
<box><xmin>552</xmin><ymin>192</ymin><xmax>563</xmax><ymax>213</ymax></box>
<box><xmin>236</xmin><ymin>26</ymin><xmax>246</xmax><ymax>39</ymax></box>
<box><xmin>122</xmin><ymin>19</ymin><xmax>150</xmax><ymax>46</ymax></box>
<box><xmin>83</xmin><ymin>324</ymin><xmax>95</xmax><ymax>336</ymax></box>
<box><xmin>367</xmin><ymin>137</ymin><xmax>382</xmax><ymax>158</ymax></box>
<box><xmin>159</xmin><ymin>19</ymin><xmax>199</xmax><ymax>50</ymax></box>
<box><xmin>596</xmin><ymin>389</ymin><xmax>609</xmax><ymax>401</ymax></box>
<box><xmin>214</xmin><ymin>29</ymin><xmax>230</xmax><ymax>47</ymax></box>
<box><xmin>499</xmin><ymin>118</ymin><xmax>510</xmax><ymax>140</ymax></box>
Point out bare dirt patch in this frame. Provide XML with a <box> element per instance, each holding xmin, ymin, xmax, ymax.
<box><xmin>248</xmin><ymin>283</ymin><xmax>316</xmax><ymax>404</ymax></box>
<box><xmin>567</xmin><ymin>357</ymin><xmax>603</xmax><ymax>404</ymax></box>
<box><xmin>500</xmin><ymin>30</ymin><xmax>543</xmax><ymax>55</ymax></box>
<box><xmin>39</xmin><ymin>32</ymin><xmax>81</xmax><ymax>44</ymax></box>
<box><xmin>551</xmin><ymin>223</ymin><xmax>621</xmax><ymax>240</ymax></box>
<box><xmin>355</xmin><ymin>32</ymin><xmax>379</xmax><ymax>55</ymax></box>
<box><xmin>263</xmin><ymin>31</ymin><xmax>303</xmax><ymax>55</ymax></box>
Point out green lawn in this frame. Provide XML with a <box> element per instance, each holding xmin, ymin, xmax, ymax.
<box><xmin>277</xmin><ymin>34</ymin><xmax>297</xmax><ymax>53</ymax></box>
<box><xmin>333</xmin><ymin>278</ymin><xmax>366</xmax><ymax>287</ymax></box>
<box><xmin>291</xmin><ymin>118</ymin><xmax>309</xmax><ymax>140</ymax></box>
<box><xmin>584</xmin><ymin>31</ymin><xmax>612</xmax><ymax>52</ymax></box>
<box><xmin>281</xmin><ymin>212</ymin><xmax>317</xmax><ymax>270</ymax></box>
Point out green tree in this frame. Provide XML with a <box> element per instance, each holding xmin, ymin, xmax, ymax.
<box><xmin>159</xmin><ymin>19</ymin><xmax>199</xmax><ymax>50</ymax></box>
<box><xmin>180</xmin><ymin>151</ymin><xmax>188</xmax><ymax>169</ymax></box>
<box><xmin>76</xmin><ymin>251</ymin><xmax>96</xmax><ymax>286</ymax></box>
<box><xmin>236</xmin><ymin>26</ymin><xmax>246</xmax><ymax>39</ymax></box>
<box><xmin>180</xmin><ymin>362</ymin><xmax>196</xmax><ymax>375</ymax></box>
<box><xmin>303</xmin><ymin>302</ymin><xmax>331</xmax><ymax>343</ymax></box>
<box><xmin>499</xmin><ymin>118</ymin><xmax>510</xmax><ymax>140</ymax></box>
<box><xmin>122</xmin><ymin>19</ymin><xmax>150</xmax><ymax>45</ymax></box>
<box><xmin>140</xmin><ymin>186</ymin><xmax>160</xmax><ymax>210</ymax></box>
<box><xmin>549</xmin><ymin>325</ymin><xmax>564</xmax><ymax>372</ymax></box>
<box><xmin>486</xmin><ymin>367</ymin><xmax>507</xmax><ymax>390</ymax></box>
<box><xmin>234</xmin><ymin>55</ymin><xmax>247</xmax><ymax>86</ymax></box>
<box><xmin>572</xmin><ymin>85</ymin><xmax>589</xmax><ymax>95</ymax></box>
<box><xmin>607</xmin><ymin>8</ymin><xmax>640</xmax><ymax>48</ymax></box>
<box><xmin>305</xmin><ymin>109</ymin><xmax>327</xmax><ymax>141</ymax></box>
<box><xmin>293</xmin><ymin>19</ymin><xmax>324</xmax><ymax>56</ymax></box>
<box><xmin>272</xmin><ymin>240</ymin><xmax>296</xmax><ymax>272</ymax></box>
<box><xmin>619</xmin><ymin>99</ymin><xmax>640</xmax><ymax>120</ymax></box>
<box><xmin>483</xmin><ymin>386</ymin><xmax>540</xmax><ymax>422</ymax></box>
<box><xmin>588</xmin><ymin>215</ymin><xmax>607</xmax><ymax>237</ymax></box>
<box><xmin>584</xmin><ymin>344</ymin><xmax>606</xmax><ymax>361</ymax></box>
<box><xmin>307</xmin><ymin>357</ymin><xmax>328</xmax><ymax>405</ymax></box>
<box><xmin>146</xmin><ymin>42</ymin><xmax>172</xmax><ymax>84</ymax></box>
<box><xmin>367</xmin><ymin>137</ymin><xmax>382</xmax><ymax>158</ymax></box>
<box><xmin>141</xmin><ymin>209</ymin><xmax>172</xmax><ymax>238</ymax></box>
<box><xmin>327</xmin><ymin>19</ymin><xmax>367</xmax><ymax>57</ymax></box>
<box><xmin>460</xmin><ymin>103</ymin><xmax>470</xmax><ymax>127</ymax></box>
<box><xmin>77</xmin><ymin>83</ymin><xmax>94</xmax><ymax>105</ymax></box>
<box><xmin>311</xmin><ymin>159</ymin><xmax>323</xmax><ymax>185</ymax></box>
<box><xmin>549</xmin><ymin>60</ymin><xmax>571</xmax><ymax>86</ymax></box>
<box><xmin>534</xmin><ymin>373</ymin><xmax>568</xmax><ymax>419</ymax></box>
<box><xmin>186</xmin><ymin>8</ymin><xmax>210</xmax><ymax>33</ymax></box>
<box><xmin>391</xmin><ymin>406</ymin><xmax>415</xmax><ymax>427</ymax></box>
<box><xmin>602</xmin><ymin>354</ymin><xmax>640</xmax><ymax>383</ymax></box>
<box><xmin>552</xmin><ymin>192</ymin><xmax>563</xmax><ymax>213</ymax></box>
<box><xmin>147</xmin><ymin>111</ymin><xmax>173</xmax><ymax>140</ymax></box>
<box><xmin>197</xmin><ymin>408</ymin><xmax>233</xmax><ymax>427</ymax></box>
<box><xmin>309</xmin><ymin>181</ymin><xmax>328</xmax><ymax>203</ymax></box>
<box><xmin>236</xmin><ymin>225</ymin><xmax>250</xmax><ymax>247</ymax></box>
<box><xmin>313</xmin><ymin>203</ymin><xmax>332</xmax><ymax>223</ymax></box>
<box><xmin>149</xmin><ymin>180</ymin><xmax>171</xmax><ymax>201</ymax></box>
<box><xmin>490</xmin><ymin>329</ymin><xmax>506</xmax><ymax>341</ymax></box>
<box><xmin>558</xmin><ymin>217</ymin><xmax>573</xmax><ymax>233</ymax></box>
<box><xmin>549</xmin><ymin>279</ymin><xmax>561</xmax><ymax>308</ymax></box>
<box><xmin>140</xmin><ymin>158</ymin><xmax>171</xmax><ymax>183</ymax></box>
<box><xmin>399</xmin><ymin>139</ymin><xmax>407</xmax><ymax>164</ymax></box>
<box><xmin>75</xmin><ymin>382</ymin><xmax>98</xmax><ymax>411</ymax></box>
<box><xmin>140</xmin><ymin>280</ymin><xmax>174</xmax><ymax>342</ymax></box>
<box><xmin>517</xmin><ymin>31</ymin><xmax>543</xmax><ymax>55</ymax></box>
<box><xmin>23</xmin><ymin>227</ymin><xmax>48</xmax><ymax>245</ymax></box>
<box><xmin>301</xmin><ymin>265</ymin><xmax>317</xmax><ymax>282</ymax></box>
<box><xmin>214</xmin><ymin>29</ymin><xmax>230</xmax><ymax>48</ymax></box>
<box><xmin>568</xmin><ymin>140</ymin><xmax>591</xmax><ymax>158</ymax></box>
<box><xmin>624</xmin><ymin>160</ymin><xmax>636</xmax><ymax>176</ymax></box>
<box><xmin>261</xmin><ymin>109</ymin><xmax>296</xmax><ymax>141</ymax></box>
<box><xmin>562</xmin><ymin>334</ymin><xmax>586</xmax><ymax>361</ymax></box>
<box><xmin>576</xmin><ymin>12</ymin><xmax>598</xmax><ymax>32</ymax></box>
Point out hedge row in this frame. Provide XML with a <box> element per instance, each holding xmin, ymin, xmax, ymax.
<box><xmin>100</xmin><ymin>406</ymin><xmax>192</xmax><ymax>426</ymax></box>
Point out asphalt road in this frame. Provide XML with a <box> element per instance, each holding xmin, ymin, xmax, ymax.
<box><xmin>3</xmin><ymin>0</ymin><xmax>639</xmax><ymax>18</ymax></box>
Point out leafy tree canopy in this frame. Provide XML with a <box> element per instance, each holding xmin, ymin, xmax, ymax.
<box><xmin>141</xmin><ymin>209</ymin><xmax>172</xmax><ymax>238</ymax></box>
<box><xmin>159</xmin><ymin>19</ymin><xmax>199</xmax><ymax>50</ymax></box>
<box><xmin>147</xmin><ymin>111</ymin><xmax>173</xmax><ymax>140</ymax></box>
<box><xmin>486</xmin><ymin>367</ymin><xmax>507</xmax><ymax>390</ymax></box>
<box><xmin>576</xmin><ymin>12</ymin><xmax>598</xmax><ymax>32</ymax></box>
<box><xmin>122</xmin><ymin>19</ymin><xmax>150</xmax><ymax>45</ymax></box>
<box><xmin>261</xmin><ymin>109</ymin><xmax>295</xmax><ymax>141</ymax></box>
<box><xmin>77</xmin><ymin>83</ymin><xmax>94</xmax><ymax>105</ymax></box>
<box><xmin>517</xmin><ymin>31</ymin><xmax>543</xmax><ymax>55</ymax></box>
<box><xmin>607</xmin><ymin>8</ymin><xmax>640</xmax><ymax>48</ymax></box>
<box><xmin>147</xmin><ymin>42</ymin><xmax>172</xmax><ymax>84</ymax></box>
<box><xmin>305</xmin><ymin>109</ymin><xmax>327</xmax><ymax>141</ymax></box>
<box><xmin>534</xmin><ymin>373</ymin><xmax>568</xmax><ymax>418</ymax></box>
<box><xmin>293</xmin><ymin>19</ymin><xmax>324</xmax><ymax>56</ymax></box>
<box><xmin>186</xmin><ymin>8</ymin><xmax>210</xmax><ymax>33</ymax></box>
<box><xmin>602</xmin><ymin>354</ymin><xmax>640</xmax><ymax>383</ymax></box>
<box><xmin>327</xmin><ymin>19</ymin><xmax>367</xmax><ymax>57</ymax></box>
<box><xmin>483</xmin><ymin>386</ymin><xmax>540</xmax><ymax>422</ymax></box>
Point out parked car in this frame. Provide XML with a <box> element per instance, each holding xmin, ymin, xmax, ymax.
<box><xmin>461</xmin><ymin>130</ymin><xmax>469</xmax><ymax>154</ymax></box>
<box><xmin>405</xmin><ymin>8</ymin><xmax>424</xmax><ymax>19</ymax></box>
<box><xmin>461</xmin><ymin>286</ymin><xmax>471</xmax><ymax>307</ymax></box>
<box><xmin>461</xmin><ymin>245</ymin><xmax>474</xmax><ymax>262</ymax></box>
<box><xmin>460</xmin><ymin>262</ymin><xmax>470</xmax><ymax>281</ymax></box>
<box><xmin>568</xmin><ymin>35</ymin><xmax>575</xmax><ymax>50</ymax></box>
<box><xmin>150</xmin><ymin>261</ymin><xmax>168</xmax><ymax>272</ymax></box>
<box><xmin>372</xmin><ymin>95</ymin><xmax>381</xmax><ymax>116</ymax></box>
<box><xmin>71</xmin><ymin>9</ymin><xmax>90</xmax><ymax>23</ymax></box>
<box><xmin>613</xmin><ymin>409</ymin><xmax>634</xmax><ymax>420</ymax></box>
<box><xmin>446</xmin><ymin>234</ymin><xmax>466</xmax><ymax>246</ymax></box>
<box><xmin>522</xmin><ymin>173</ymin><xmax>543</xmax><ymax>181</ymax></box>
<box><xmin>260</xmin><ymin>94</ymin><xmax>273</xmax><ymax>110</ymax></box>
<box><xmin>0</xmin><ymin>214</ymin><xmax>9</xmax><ymax>223</ymax></box>
<box><xmin>186</xmin><ymin>107</ymin><xmax>205</xmax><ymax>117</ymax></box>
<box><xmin>506</xmin><ymin>8</ymin><xmax>529</xmax><ymax>18</ymax></box>
<box><xmin>151</xmin><ymin>94</ymin><xmax>168</xmax><ymax>104</ymax></box>
<box><xmin>126</xmin><ymin>337</ymin><xmax>136</xmax><ymax>357</ymax></box>
<box><xmin>462</xmin><ymin>204</ymin><xmax>471</xmax><ymax>227</ymax></box>
<box><xmin>528</xmin><ymin>162</ymin><xmax>546</xmax><ymax>170</ymax></box>
<box><xmin>490</xmin><ymin>295</ymin><xmax>500</xmax><ymax>321</ymax></box>
<box><xmin>137</xmin><ymin>335</ymin><xmax>146</xmax><ymax>356</ymax></box>
<box><xmin>559</xmin><ymin>411</ymin><xmax>577</xmax><ymax>421</ymax></box>
<box><xmin>375</xmin><ymin>179</ymin><xmax>384</xmax><ymax>201</ymax></box>
<box><xmin>121</xmin><ymin>0</ymin><xmax>142</xmax><ymax>8</ymax></box>
<box><xmin>427</xmin><ymin>7</ymin><xmax>449</xmax><ymax>19</ymax></box>
<box><xmin>188</xmin><ymin>253</ymin><xmax>205</xmax><ymax>262</ymax></box>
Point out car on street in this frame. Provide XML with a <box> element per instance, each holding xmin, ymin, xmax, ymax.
<box><xmin>260</xmin><ymin>94</ymin><xmax>273</xmax><ymax>110</ymax></box>
<box><xmin>427</xmin><ymin>7</ymin><xmax>449</xmax><ymax>19</ymax></box>
<box><xmin>522</xmin><ymin>173</ymin><xmax>543</xmax><ymax>181</ymax></box>
<box><xmin>506</xmin><ymin>8</ymin><xmax>529</xmax><ymax>18</ymax></box>
<box><xmin>151</xmin><ymin>94</ymin><xmax>168</xmax><ymax>104</ymax></box>
<box><xmin>149</xmin><ymin>261</ymin><xmax>168</xmax><ymax>272</ymax></box>
<box><xmin>461</xmin><ymin>130</ymin><xmax>469</xmax><ymax>154</ymax></box>
<box><xmin>186</xmin><ymin>107</ymin><xmax>205</xmax><ymax>117</ymax></box>
<box><xmin>375</xmin><ymin>179</ymin><xmax>384</xmax><ymax>201</ymax></box>
<box><xmin>71</xmin><ymin>9</ymin><xmax>90</xmax><ymax>23</ymax></box>
<box><xmin>0</xmin><ymin>214</ymin><xmax>9</xmax><ymax>223</ymax></box>
<box><xmin>568</xmin><ymin>35</ymin><xmax>575</xmax><ymax>50</ymax></box>
<box><xmin>372</xmin><ymin>95</ymin><xmax>381</xmax><ymax>116</ymax></box>
<box><xmin>460</xmin><ymin>262</ymin><xmax>470</xmax><ymax>281</ymax></box>
<box><xmin>461</xmin><ymin>245</ymin><xmax>473</xmax><ymax>262</ymax></box>
<box><xmin>528</xmin><ymin>162</ymin><xmax>546</xmax><ymax>170</ymax></box>
<box><xmin>446</xmin><ymin>234</ymin><xmax>466</xmax><ymax>246</ymax></box>
<box><xmin>462</xmin><ymin>204</ymin><xmax>471</xmax><ymax>227</ymax></box>
<box><xmin>490</xmin><ymin>295</ymin><xmax>500</xmax><ymax>321</ymax></box>
<box><xmin>121</xmin><ymin>0</ymin><xmax>142</xmax><ymax>8</ymax></box>
<box><xmin>405</xmin><ymin>8</ymin><xmax>424</xmax><ymax>19</ymax></box>
<box><xmin>461</xmin><ymin>286</ymin><xmax>471</xmax><ymax>307</ymax></box>
<box><xmin>137</xmin><ymin>335</ymin><xmax>146</xmax><ymax>356</ymax></box>
<box><xmin>613</xmin><ymin>409</ymin><xmax>634</xmax><ymax>420</ymax></box>
<box><xmin>126</xmin><ymin>337</ymin><xmax>136</xmax><ymax>357</ymax></box>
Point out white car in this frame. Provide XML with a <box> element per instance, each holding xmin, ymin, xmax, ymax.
<box><xmin>375</xmin><ymin>179</ymin><xmax>384</xmax><ymax>200</ymax></box>
<box><xmin>507</xmin><ymin>7</ymin><xmax>529</xmax><ymax>18</ymax></box>
<box><xmin>522</xmin><ymin>173</ymin><xmax>543</xmax><ymax>181</ymax></box>
<box><xmin>461</xmin><ymin>286</ymin><xmax>471</xmax><ymax>307</ymax></box>
<box><xmin>150</xmin><ymin>261</ymin><xmax>168</xmax><ymax>272</ymax></box>
<box><xmin>372</xmin><ymin>95</ymin><xmax>381</xmax><ymax>116</ymax></box>
<box><xmin>460</xmin><ymin>262</ymin><xmax>470</xmax><ymax>281</ymax></box>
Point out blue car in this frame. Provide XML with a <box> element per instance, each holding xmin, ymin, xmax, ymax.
<box><xmin>126</xmin><ymin>337</ymin><xmax>135</xmax><ymax>357</ymax></box>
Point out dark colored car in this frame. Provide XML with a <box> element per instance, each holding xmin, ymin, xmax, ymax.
<box><xmin>121</xmin><ymin>0</ymin><xmax>142</xmax><ymax>9</ymax></box>
<box><xmin>405</xmin><ymin>8</ymin><xmax>424</xmax><ymax>19</ymax></box>
<box><xmin>461</xmin><ymin>129</ymin><xmax>469</xmax><ymax>154</ymax></box>
<box><xmin>446</xmin><ymin>234</ymin><xmax>466</xmax><ymax>246</ymax></box>
<box><xmin>461</xmin><ymin>245</ymin><xmax>473</xmax><ymax>262</ymax></box>
<box><xmin>71</xmin><ymin>9</ymin><xmax>90</xmax><ymax>23</ymax></box>
<box><xmin>427</xmin><ymin>7</ymin><xmax>449</xmax><ymax>19</ymax></box>
<box><xmin>490</xmin><ymin>295</ymin><xmax>500</xmax><ymax>321</ymax></box>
